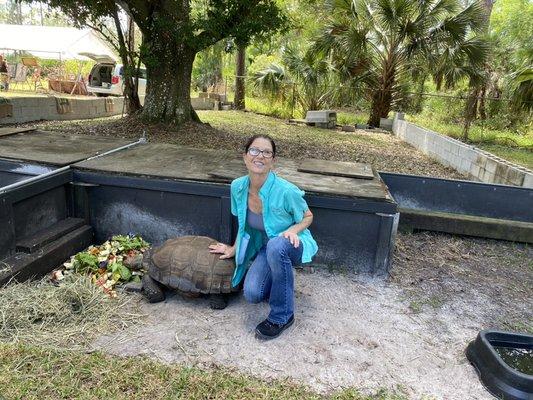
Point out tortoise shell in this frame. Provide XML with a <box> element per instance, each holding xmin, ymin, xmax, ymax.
<box><xmin>144</xmin><ymin>236</ymin><xmax>237</xmax><ymax>294</ymax></box>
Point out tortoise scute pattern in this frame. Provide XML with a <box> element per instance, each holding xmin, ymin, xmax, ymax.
<box><xmin>147</xmin><ymin>236</ymin><xmax>236</xmax><ymax>294</ymax></box>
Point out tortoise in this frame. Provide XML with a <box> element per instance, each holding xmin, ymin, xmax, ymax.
<box><xmin>141</xmin><ymin>236</ymin><xmax>238</xmax><ymax>309</ymax></box>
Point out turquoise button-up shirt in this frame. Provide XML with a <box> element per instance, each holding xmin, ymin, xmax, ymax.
<box><xmin>230</xmin><ymin>171</ymin><xmax>318</xmax><ymax>287</ymax></box>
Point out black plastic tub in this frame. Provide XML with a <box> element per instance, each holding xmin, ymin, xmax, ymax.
<box><xmin>466</xmin><ymin>330</ymin><xmax>533</xmax><ymax>400</ymax></box>
<box><xmin>0</xmin><ymin>158</ymin><xmax>56</xmax><ymax>189</ymax></box>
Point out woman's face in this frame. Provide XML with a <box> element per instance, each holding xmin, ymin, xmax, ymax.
<box><xmin>243</xmin><ymin>137</ymin><xmax>275</xmax><ymax>176</ymax></box>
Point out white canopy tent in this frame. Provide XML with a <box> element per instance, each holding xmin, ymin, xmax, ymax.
<box><xmin>0</xmin><ymin>24</ymin><xmax>118</xmax><ymax>61</ymax></box>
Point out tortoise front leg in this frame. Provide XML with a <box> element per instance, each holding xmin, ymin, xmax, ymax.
<box><xmin>142</xmin><ymin>274</ymin><xmax>166</xmax><ymax>303</ymax></box>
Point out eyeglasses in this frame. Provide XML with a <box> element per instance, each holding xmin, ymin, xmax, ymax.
<box><xmin>248</xmin><ymin>147</ymin><xmax>274</xmax><ymax>158</ymax></box>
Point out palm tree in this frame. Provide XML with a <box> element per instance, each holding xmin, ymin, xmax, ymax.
<box><xmin>313</xmin><ymin>0</ymin><xmax>488</xmax><ymax>127</ymax></box>
<box><xmin>509</xmin><ymin>66</ymin><xmax>533</xmax><ymax>112</ymax></box>
<box><xmin>253</xmin><ymin>47</ymin><xmax>337</xmax><ymax>116</ymax></box>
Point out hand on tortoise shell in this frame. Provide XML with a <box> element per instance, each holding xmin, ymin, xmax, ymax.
<box><xmin>209</xmin><ymin>242</ymin><xmax>235</xmax><ymax>259</ymax></box>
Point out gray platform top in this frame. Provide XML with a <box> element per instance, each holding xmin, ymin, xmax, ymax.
<box><xmin>297</xmin><ymin>159</ymin><xmax>374</xmax><ymax>179</ymax></box>
<box><xmin>75</xmin><ymin>143</ymin><xmax>393</xmax><ymax>201</ymax></box>
<box><xmin>0</xmin><ymin>130</ymin><xmax>133</xmax><ymax>166</ymax></box>
<box><xmin>0</xmin><ymin>127</ymin><xmax>35</xmax><ymax>138</ymax></box>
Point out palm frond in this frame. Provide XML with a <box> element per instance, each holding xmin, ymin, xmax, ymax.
<box><xmin>253</xmin><ymin>64</ymin><xmax>289</xmax><ymax>100</ymax></box>
<box><xmin>510</xmin><ymin>67</ymin><xmax>533</xmax><ymax>111</ymax></box>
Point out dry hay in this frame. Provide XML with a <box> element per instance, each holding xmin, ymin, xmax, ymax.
<box><xmin>0</xmin><ymin>274</ymin><xmax>143</xmax><ymax>348</ymax></box>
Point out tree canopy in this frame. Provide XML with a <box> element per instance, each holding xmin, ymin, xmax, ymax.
<box><xmin>310</xmin><ymin>0</ymin><xmax>489</xmax><ymax>126</ymax></box>
<box><xmin>30</xmin><ymin>0</ymin><xmax>287</xmax><ymax>124</ymax></box>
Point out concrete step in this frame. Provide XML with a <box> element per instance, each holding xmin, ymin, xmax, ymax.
<box><xmin>16</xmin><ymin>217</ymin><xmax>86</xmax><ymax>253</ymax></box>
<box><xmin>399</xmin><ymin>208</ymin><xmax>533</xmax><ymax>243</ymax></box>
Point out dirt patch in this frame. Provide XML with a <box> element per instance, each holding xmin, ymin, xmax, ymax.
<box><xmin>392</xmin><ymin>232</ymin><xmax>533</xmax><ymax>333</ymax></box>
<box><xmin>92</xmin><ymin>232</ymin><xmax>531</xmax><ymax>400</ymax></box>
<box><xmin>93</xmin><ymin>270</ymin><xmax>487</xmax><ymax>399</ymax></box>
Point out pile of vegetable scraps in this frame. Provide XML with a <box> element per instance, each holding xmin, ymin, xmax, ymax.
<box><xmin>54</xmin><ymin>235</ymin><xmax>150</xmax><ymax>297</ymax></box>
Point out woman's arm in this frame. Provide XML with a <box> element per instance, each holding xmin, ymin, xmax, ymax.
<box><xmin>282</xmin><ymin>210</ymin><xmax>313</xmax><ymax>248</ymax></box>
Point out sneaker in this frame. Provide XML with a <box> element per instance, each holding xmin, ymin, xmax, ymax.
<box><xmin>255</xmin><ymin>315</ymin><xmax>294</xmax><ymax>340</ymax></box>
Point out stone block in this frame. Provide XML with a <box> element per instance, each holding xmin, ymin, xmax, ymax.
<box><xmin>379</xmin><ymin>118</ymin><xmax>393</xmax><ymax>131</ymax></box>
<box><xmin>470</xmin><ymin>164</ymin><xmax>481</xmax><ymax>178</ymax></box>
<box><xmin>0</xmin><ymin>102</ymin><xmax>13</xmax><ymax>118</ymax></box>
<box><xmin>485</xmin><ymin>159</ymin><xmax>498</xmax><ymax>174</ymax></box>
<box><xmin>484</xmin><ymin>171</ymin><xmax>496</xmax><ymax>184</ymax></box>
<box><xmin>191</xmin><ymin>97</ymin><xmax>215</xmax><ymax>110</ymax></box>
<box><xmin>460</xmin><ymin>158</ymin><xmax>471</xmax><ymax>172</ymax></box>
<box><xmin>523</xmin><ymin>173</ymin><xmax>533</xmax><ymax>189</ymax></box>
<box><xmin>504</xmin><ymin>168</ymin><xmax>525</xmax><ymax>187</ymax></box>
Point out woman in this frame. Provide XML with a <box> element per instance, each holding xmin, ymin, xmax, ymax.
<box><xmin>209</xmin><ymin>134</ymin><xmax>318</xmax><ymax>340</ymax></box>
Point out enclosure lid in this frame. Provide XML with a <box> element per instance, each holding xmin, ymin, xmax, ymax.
<box><xmin>0</xmin><ymin>127</ymin><xmax>35</xmax><ymax>138</ymax></box>
<box><xmin>74</xmin><ymin>143</ymin><xmax>394</xmax><ymax>202</ymax></box>
<box><xmin>0</xmin><ymin>130</ymin><xmax>132</xmax><ymax>166</ymax></box>
<box><xmin>297</xmin><ymin>159</ymin><xmax>374</xmax><ymax>179</ymax></box>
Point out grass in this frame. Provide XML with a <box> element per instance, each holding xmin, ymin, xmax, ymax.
<box><xmin>475</xmin><ymin>144</ymin><xmax>533</xmax><ymax>169</ymax></box>
<box><xmin>407</xmin><ymin>296</ymin><xmax>445</xmax><ymax>314</ymax></box>
<box><xmin>336</xmin><ymin>111</ymin><xmax>368</xmax><ymax>126</ymax></box>
<box><xmin>243</xmin><ymin>96</ymin><xmax>369</xmax><ymax>125</ymax></box>
<box><xmin>408</xmin><ymin>113</ymin><xmax>533</xmax><ymax>169</ymax></box>
<box><xmin>245</xmin><ymin>96</ymin><xmax>294</xmax><ymax>119</ymax></box>
<box><xmin>0</xmin><ymin>343</ymin><xmax>408</xmax><ymax>400</ymax></box>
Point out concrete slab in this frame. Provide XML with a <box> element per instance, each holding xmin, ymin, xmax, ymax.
<box><xmin>74</xmin><ymin>143</ymin><xmax>394</xmax><ymax>201</ymax></box>
<box><xmin>297</xmin><ymin>159</ymin><xmax>374</xmax><ymax>179</ymax></box>
<box><xmin>399</xmin><ymin>208</ymin><xmax>533</xmax><ymax>243</ymax></box>
<box><xmin>0</xmin><ymin>127</ymin><xmax>36</xmax><ymax>137</ymax></box>
<box><xmin>0</xmin><ymin>130</ymin><xmax>133</xmax><ymax>166</ymax></box>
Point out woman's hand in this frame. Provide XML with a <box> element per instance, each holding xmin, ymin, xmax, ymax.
<box><xmin>282</xmin><ymin>230</ymin><xmax>300</xmax><ymax>248</ymax></box>
<box><xmin>208</xmin><ymin>242</ymin><xmax>236</xmax><ymax>259</ymax></box>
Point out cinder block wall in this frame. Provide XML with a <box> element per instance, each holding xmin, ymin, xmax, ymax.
<box><xmin>0</xmin><ymin>96</ymin><xmax>125</xmax><ymax>123</ymax></box>
<box><xmin>392</xmin><ymin>114</ymin><xmax>533</xmax><ymax>188</ymax></box>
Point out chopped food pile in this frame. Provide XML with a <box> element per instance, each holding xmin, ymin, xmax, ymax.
<box><xmin>56</xmin><ymin>234</ymin><xmax>150</xmax><ymax>297</ymax></box>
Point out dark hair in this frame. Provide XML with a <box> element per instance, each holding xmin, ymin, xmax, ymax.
<box><xmin>244</xmin><ymin>134</ymin><xmax>276</xmax><ymax>157</ymax></box>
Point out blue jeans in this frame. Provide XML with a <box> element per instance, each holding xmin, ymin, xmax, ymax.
<box><xmin>243</xmin><ymin>236</ymin><xmax>303</xmax><ymax>324</ymax></box>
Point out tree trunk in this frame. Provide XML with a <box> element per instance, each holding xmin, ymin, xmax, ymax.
<box><xmin>368</xmin><ymin>54</ymin><xmax>395</xmax><ymax>127</ymax></box>
<box><xmin>17</xmin><ymin>3</ymin><xmax>22</xmax><ymax>24</ymax></box>
<box><xmin>127</xmin><ymin>17</ymin><xmax>135</xmax><ymax>56</ymax></box>
<box><xmin>141</xmin><ymin>34</ymin><xmax>197</xmax><ymax>124</ymax></box>
<box><xmin>234</xmin><ymin>44</ymin><xmax>246</xmax><ymax>110</ymax></box>
<box><xmin>476</xmin><ymin>0</ymin><xmax>494</xmax><ymax>120</ymax></box>
<box><xmin>112</xmin><ymin>10</ymin><xmax>141</xmax><ymax>114</ymax></box>
<box><xmin>413</xmin><ymin>76</ymin><xmax>426</xmax><ymax>113</ymax></box>
<box><xmin>478</xmin><ymin>86</ymin><xmax>487</xmax><ymax>120</ymax></box>
<box><xmin>368</xmin><ymin>89</ymin><xmax>392</xmax><ymax>127</ymax></box>
<box><xmin>463</xmin><ymin>90</ymin><xmax>478</xmax><ymax>141</ymax></box>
